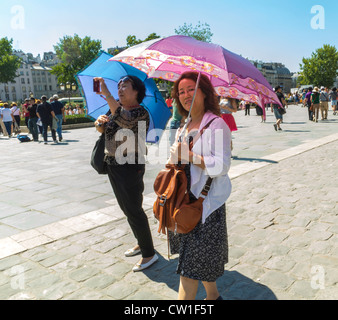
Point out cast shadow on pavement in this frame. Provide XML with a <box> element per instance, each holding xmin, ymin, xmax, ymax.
<box><xmin>142</xmin><ymin>255</ymin><xmax>277</xmax><ymax>300</ymax></box>
<box><xmin>282</xmin><ymin>130</ymin><xmax>311</xmax><ymax>133</ymax></box>
<box><xmin>231</xmin><ymin>156</ymin><xmax>278</xmax><ymax>164</ymax></box>
<box><xmin>48</xmin><ymin>139</ymin><xmax>80</xmax><ymax>145</ymax></box>
<box><xmin>282</xmin><ymin>122</ymin><xmax>307</xmax><ymax>125</ymax></box>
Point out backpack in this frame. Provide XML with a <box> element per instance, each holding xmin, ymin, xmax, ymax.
<box><xmin>17</xmin><ymin>135</ymin><xmax>31</xmax><ymax>143</ymax></box>
<box><xmin>153</xmin><ymin>118</ymin><xmax>217</xmax><ymax>236</ymax></box>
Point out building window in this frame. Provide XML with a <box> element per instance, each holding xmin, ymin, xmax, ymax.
<box><xmin>21</xmin><ymin>78</ymin><xmax>25</xmax><ymax>84</ymax></box>
<box><xmin>11</xmin><ymin>87</ymin><xmax>16</xmax><ymax>92</ymax></box>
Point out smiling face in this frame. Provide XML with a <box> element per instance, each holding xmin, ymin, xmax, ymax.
<box><xmin>118</xmin><ymin>79</ymin><xmax>139</xmax><ymax>106</ymax></box>
<box><xmin>177</xmin><ymin>78</ymin><xmax>206</xmax><ymax>113</ymax></box>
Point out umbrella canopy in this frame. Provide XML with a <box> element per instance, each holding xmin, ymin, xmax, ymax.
<box><xmin>110</xmin><ymin>35</ymin><xmax>281</xmax><ymax>109</ymax></box>
<box><xmin>76</xmin><ymin>51</ymin><xmax>172</xmax><ymax>143</ymax></box>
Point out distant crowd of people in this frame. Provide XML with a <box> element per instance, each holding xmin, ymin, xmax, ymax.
<box><xmin>300</xmin><ymin>86</ymin><xmax>337</xmax><ymax>121</ymax></box>
<box><xmin>1</xmin><ymin>95</ymin><xmax>65</xmax><ymax>144</ymax></box>
<box><xmin>0</xmin><ymin>95</ymin><xmax>86</xmax><ymax>143</ymax></box>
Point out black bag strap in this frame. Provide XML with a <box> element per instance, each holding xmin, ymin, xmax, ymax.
<box><xmin>190</xmin><ymin>117</ymin><xmax>218</xmax><ymax>200</ymax></box>
<box><xmin>189</xmin><ymin>117</ymin><xmax>218</xmax><ymax>151</ymax></box>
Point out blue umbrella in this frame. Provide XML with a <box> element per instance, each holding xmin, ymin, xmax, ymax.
<box><xmin>76</xmin><ymin>51</ymin><xmax>172</xmax><ymax>143</ymax></box>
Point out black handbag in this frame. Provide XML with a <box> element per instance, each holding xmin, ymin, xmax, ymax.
<box><xmin>278</xmin><ymin>106</ymin><xmax>286</xmax><ymax>115</ymax></box>
<box><xmin>91</xmin><ymin>133</ymin><xmax>107</xmax><ymax>174</ymax></box>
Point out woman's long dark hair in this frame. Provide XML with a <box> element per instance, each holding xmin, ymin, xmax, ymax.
<box><xmin>173</xmin><ymin>72</ymin><xmax>220</xmax><ymax>117</ymax></box>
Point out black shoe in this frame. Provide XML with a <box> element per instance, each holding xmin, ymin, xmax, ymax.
<box><xmin>216</xmin><ymin>296</ymin><xmax>223</xmax><ymax>300</ymax></box>
<box><xmin>273</xmin><ymin>124</ymin><xmax>277</xmax><ymax>131</ymax></box>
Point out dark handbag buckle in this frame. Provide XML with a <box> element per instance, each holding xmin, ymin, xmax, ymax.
<box><xmin>203</xmin><ymin>184</ymin><xmax>211</xmax><ymax>193</ymax></box>
<box><xmin>159</xmin><ymin>195</ymin><xmax>167</xmax><ymax>207</ymax></box>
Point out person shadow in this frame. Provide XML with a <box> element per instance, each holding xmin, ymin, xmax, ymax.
<box><xmin>231</xmin><ymin>156</ymin><xmax>278</xmax><ymax>164</ymax></box>
<box><xmin>142</xmin><ymin>254</ymin><xmax>277</xmax><ymax>300</ymax></box>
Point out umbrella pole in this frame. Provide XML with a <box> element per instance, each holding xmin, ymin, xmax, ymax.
<box><xmin>178</xmin><ymin>72</ymin><xmax>202</xmax><ymax>142</ymax></box>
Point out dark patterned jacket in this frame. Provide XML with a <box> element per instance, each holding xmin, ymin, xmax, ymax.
<box><xmin>104</xmin><ymin>106</ymin><xmax>150</xmax><ymax>165</ymax></box>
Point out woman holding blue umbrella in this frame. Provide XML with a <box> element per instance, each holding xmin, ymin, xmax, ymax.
<box><xmin>94</xmin><ymin>75</ymin><xmax>158</xmax><ymax>272</ymax></box>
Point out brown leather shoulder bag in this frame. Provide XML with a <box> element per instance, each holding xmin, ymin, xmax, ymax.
<box><xmin>153</xmin><ymin>118</ymin><xmax>217</xmax><ymax>235</ymax></box>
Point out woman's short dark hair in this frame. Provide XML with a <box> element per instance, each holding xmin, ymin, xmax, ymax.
<box><xmin>172</xmin><ymin>72</ymin><xmax>220</xmax><ymax>117</ymax></box>
<box><xmin>125</xmin><ymin>75</ymin><xmax>146</xmax><ymax>104</ymax></box>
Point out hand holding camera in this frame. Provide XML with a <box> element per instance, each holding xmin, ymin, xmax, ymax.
<box><xmin>93</xmin><ymin>78</ymin><xmax>111</xmax><ymax>98</ymax></box>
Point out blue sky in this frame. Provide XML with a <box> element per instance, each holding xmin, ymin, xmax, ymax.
<box><xmin>1</xmin><ymin>0</ymin><xmax>337</xmax><ymax>72</ymax></box>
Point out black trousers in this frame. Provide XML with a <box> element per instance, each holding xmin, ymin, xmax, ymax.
<box><xmin>107</xmin><ymin>163</ymin><xmax>155</xmax><ymax>258</ymax></box>
<box><xmin>307</xmin><ymin>105</ymin><xmax>313</xmax><ymax>120</ymax></box>
<box><xmin>42</xmin><ymin>120</ymin><xmax>56</xmax><ymax>142</ymax></box>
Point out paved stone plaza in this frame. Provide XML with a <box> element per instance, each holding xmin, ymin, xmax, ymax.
<box><xmin>0</xmin><ymin>104</ymin><xmax>337</xmax><ymax>300</ymax></box>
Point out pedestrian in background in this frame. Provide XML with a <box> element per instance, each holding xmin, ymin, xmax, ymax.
<box><xmin>169</xmin><ymin>98</ymin><xmax>184</xmax><ymax>146</ymax></box>
<box><xmin>166</xmin><ymin>93</ymin><xmax>173</xmax><ymax>114</ymax></box>
<box><xmin>255</xmin><ymin>104</ymin><xmax>265</xmax><ymax>123</ymax></box>
<box><xmin>36</xmin><ymin>95</ymin><xmax>57</xmax><ymax>144</ymax></box>
<box><xmin>244</xmin><ymin>101</ymin><xmax>251</xmax><ymax>115</ymax></box>
<box><xmin>10</xmin><ymin>102</ymin><xmax>21</xmax><ymax>130</ymax></box>
<box><xmin>0</xmin><ymin>101</ymin><xmax>4</xmax><ymax>136</ymax></box>
<box><xmin>28</xmin><ymin>97</ymin><xmax>39</xmax><ymax>142</ymax></box>
<box><xmin>319</xmin><ymin>86</ymin><xmax>329</xmax><ymax>120</ymax></box>
<box><xmin>329</xmin><ymin>87</ymin><xmax>337</xmax><ymax>115</ymax></box>
<box><xmin>219</xmin><ymin>97</ymin><xmax>238</xmax><ymax>151</ymax></box>
<box><xmin>51</xmin><ymin>94</ymin><xmax>66</xmax><ymax>142</ymax></box>
<box><xmin>22</xmin><ymin>98</ymin><xmax>30</xmax><ymax>132</ymax></box>
<box><xmin>304</xmin><ymin>87</ymin><xmax>313</xmax><ymax>121</ymax></box>
<box><xmin>271</xmin><ymin>86</ymin><xmax>286</xmax><ymax>131</ymax></box>
<box><xmin>311</xmin><ymin>87</ymin><xmax>320</xmax><ymax>122</ymax></box>
<box><xmin>0</xmin><ymin>103</ymin><xmax>14</xmax><ymax>137</ymax></box>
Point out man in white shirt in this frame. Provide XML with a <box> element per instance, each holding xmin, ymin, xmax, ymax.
<box><xmin>0</xmin><ymin>103</ymin><xmax>15</xmax><ymax>137</ymax></box>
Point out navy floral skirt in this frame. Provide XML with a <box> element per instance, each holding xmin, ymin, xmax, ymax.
<box><xmin>169</xmin><ymin>164</ymin><xmax>229</xmax><ymax>282</ymax></box>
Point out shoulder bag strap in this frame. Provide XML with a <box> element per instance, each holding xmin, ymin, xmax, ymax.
<box><xmin>189</xmin><ymin>116</ymin><xmax>219</xmax><ymax>200</ymax></box>
<box><xmin>189</xmin><ymin>117</ymin><xmax>218</xmax><ymax>151</ymax></box>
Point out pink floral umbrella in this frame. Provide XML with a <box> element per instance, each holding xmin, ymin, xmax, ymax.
<box><xmin>110</xmin><ymin>35</ymin><xmax>282</xmax><ymax>113</ymax></box>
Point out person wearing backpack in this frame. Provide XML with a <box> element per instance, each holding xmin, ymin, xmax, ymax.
<box><xmin>168</xmin><ymin>72</ymin><xmax>232</xmax><ymax>301</ymax></box>
<box><xmin>329</xmin><ymin>87</ymin><xmax>337</xmax><ymax>115</ymax></box>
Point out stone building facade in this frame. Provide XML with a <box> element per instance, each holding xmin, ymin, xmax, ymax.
<box><xmin>0</xmin><ymin>50</ymin><xmax>59</xmax><ymax>102</ymax></box>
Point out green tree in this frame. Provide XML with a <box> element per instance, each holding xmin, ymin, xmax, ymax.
<box><xmin>125</xmin><ymin>33</ymin><xmax>161</xmax><ymax>48</ymax></box>
<box><xmin>175</xmin><ymin>21</ymin><xmax>213</xmax><ymax>43</ymax></box>
<box><xmin>299</xmin><ymin>44</ymin><xmax>338</xmax><ymax>88</ymax></box>
<box><xmin>51</xmin><ymin>34</ymin><xmax>102</xmax><ymax>84</ymax></box>
<box><xmin>0</xmin><ymin>37</ymin><xmax>21</xmax><ymax>83</ymax></box>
